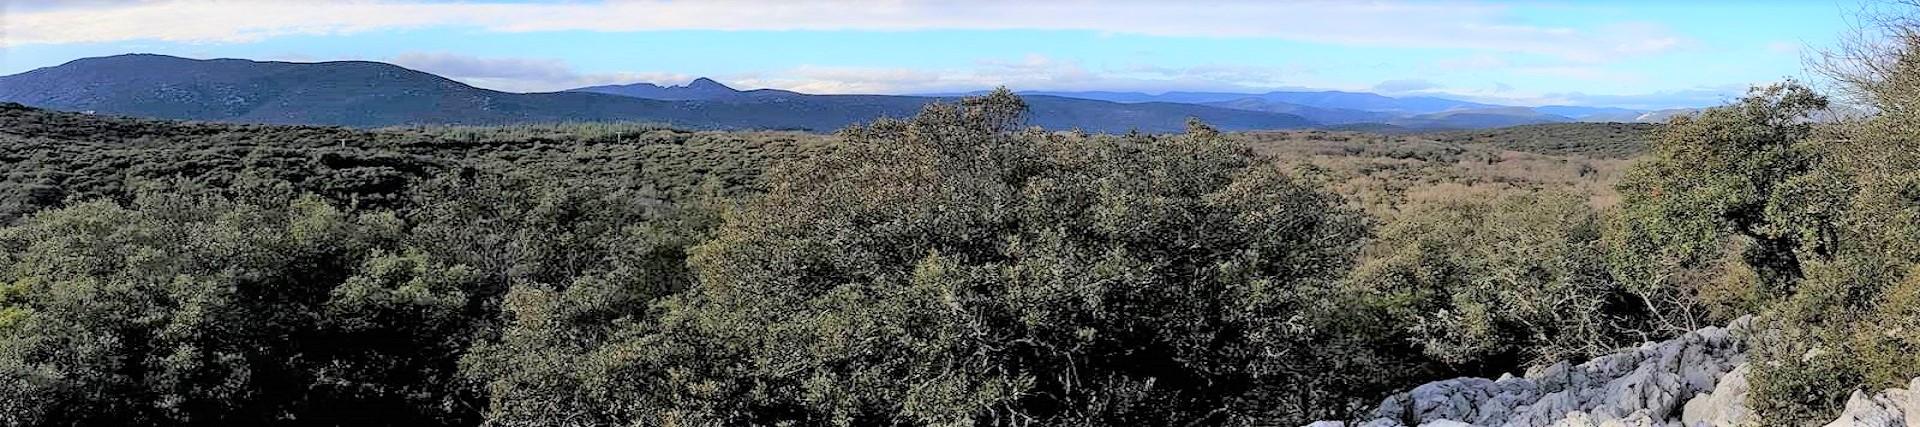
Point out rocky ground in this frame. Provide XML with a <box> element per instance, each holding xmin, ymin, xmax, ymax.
<box><xmin>1307</xmin><ymin>316</ymin><xmax>1920</xmax><ymax>426</ymax></box>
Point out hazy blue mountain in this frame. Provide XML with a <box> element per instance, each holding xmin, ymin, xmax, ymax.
<box><xmin>1004</xmin><ymin>90</ymin><xmax>1240</xmax><ymax>104</ymax></box>
<box><xmin>932</xmin><ymin>89</ymin><xmax>1707</xmax><ymax>127</ymax></box>
<box><xmin>1251</xmin><ymin>91</ymin><xmax>1499</xmax><ymax>114</ymax></box>
<box><xmin>969</xmin><ymin>90</ymin><xmax>1500</xmax><ymax>114</ymax></box>
<box><xmin>1197</xmin><ymin>97</ymin><xmax>1398</xmax><ymax>125</ymax></box>
<box><xmin>1637</xmin><ymin>108</ymin><xmax>1711</xmax><ymax>122</ymax></box>
<box><xmin>1534</xmin><ymin>105</ymin><xmax>1645</xmax><ymax>120</ymax></box>
<box><xmin>0</xmin><ymin>54</ymin><xmax>700</xmax><ymax>127</ymax></box>
<box><xmin>571</xmin><ymin>78</ymin><xmax>803</xmax><ymax>100</ymax></box>
<box><xmin>0</xmin><ymin>54</ymin><xmax>1315</xmax><ymax>132</ymax></box>
<box><xmin>1387</xmin><ymin>107</ymin><xmax>1575</xmax><ymax>130</ymax></box>
<box><xmin>567</xmin><ymin>78</ymin><xmax>1319</xmax><ymax>130</ymax></box>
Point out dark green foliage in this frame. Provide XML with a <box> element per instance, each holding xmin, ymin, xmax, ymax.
<box><xmin>1612</xmin><ymin>83</ymin><xmax>1830</xmax><ymax>307</ymax></box>
<box><xmin>1596</xmin><ymin>83</ymin><xmax>1875</xmax><ymax>422</ymax></box>
<box><xmin>0</xmin><ymin>103</ymin><xmax>834</xmax><ymax>225</ymax></box>
<box><xmin>1601</xmin><ymin>49</ymin><xmax>1920</xmax><ymax>421</ymax></box>
<box><xmin>0</xmin><ymin>103</ymin><xmax>442</xmax><ymax>221</ymax></box>
<box><xmin>1745</xmin><ymin>316</ymin><xmax>1864</xmax><ymax>427</ymax></box>
<box><xmin>1723</xmin><ymin>23</ymin><xmax>1920</xmax><ymax>419</ymax></box>
<box><xmin>451</xmin><ymin>182</ymin><xmax>720</xmax><ymax>425</ymax></box>
<box><xmin>1425</xmin><ymin>122</ymin><xmax>1660</xmax><ymax>158</ymax></box>
<box><xmin>0</xmin><ymin>175</ymin><xmax>702</xmax><ymax>425</ymax></box>
<box><xmin>16</xmin><ymin>21</ymin><xmax>1920</xmax><ymax>426</ymax></box>
<box><xmin>0</xmin><ymin>192</ymin><xmax>444</xmax><ymax>425</ymax></box>
<box><xmin>0</xmin><ymin>89</ymin><xmax>1694</xmax><ymax>426</ymax></box>
<box><xmin>1346</xmin><ymin>191</ymin><xmax>1655</xmax><ymax>366</ymax></box>
<box><xmin>460</xmin><ymin>90</ymin><xmax>1393</xmax><ymax>426</ymax></box>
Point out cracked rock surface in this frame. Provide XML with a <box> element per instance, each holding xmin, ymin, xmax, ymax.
<box><xmin>1313</xmin><ymin>317</ymin><xmax>1754</xmax><ymax>427</ymax></box>
<box><xmin>1820</xmin><ymin>379</ymin><xmax>1920</xmax><ymax>427</ymax></box>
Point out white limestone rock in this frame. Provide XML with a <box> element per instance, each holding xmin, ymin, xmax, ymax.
<box><xmin>1303</xmin><ymin>315</ymin><xmax>1920</xmax><ymax>427</ymax></box>
<box><xmin>1821</xmin><ymin>378</ymin><xmax>1920</xmax><ymax>427</ymax></box>
<box><xmin>1680</xmin><ymin>365</ymin><xmax>1750</xmax><ymax>427</ymax></box>
<box><xmin>1310</xmin><ymin>317</ymin><xmax>1753</xmax><ymax>427</ymax></box>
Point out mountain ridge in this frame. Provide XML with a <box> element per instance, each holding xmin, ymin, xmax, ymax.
<box><xmin>0</xmin><ymin>53</ymin><xmax>1703</xmax><ymax>132</ymax></box>
<box><xmin>571</xmin><ymin>77</ymin><xmax>806</xmax><ymax>101</ymax></box>
<box><xmin>917</xmin><ymin>88</ymin><xmax>1694</xmax><ymax>128</ymax></box>
<box><xmin>0</xmin><ymin>54</ymin><xmax>1315</xmax><ymax>132</ymax></box>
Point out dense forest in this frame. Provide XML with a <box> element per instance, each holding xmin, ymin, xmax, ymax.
<box><xmin>9</xmin><ymin>18</ymin><xmax>1920</xmax><ymax>426</ymax></box>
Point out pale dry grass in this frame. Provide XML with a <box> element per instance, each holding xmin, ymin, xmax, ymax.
<box><xmin>1232</xmin><ymin>130</ymin><xmax>1633</xmax><ymax>218</ymax></box>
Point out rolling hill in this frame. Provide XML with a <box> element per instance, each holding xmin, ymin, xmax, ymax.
<box><xmin>1533</xmin><ymin>105</ymin><xmax>1645</xmax><ymax>121</ymax></box>
<box><xmin>0</xmin><ymin>54</ymin><xmax>713</xmax><ymax>127</ymax></box>
<box><xmin>1388</xmin><ymin>107</ymin><xmax>1575</xmax><ymax>130</ymax></box>
<box><xmin>1421</xmin><ymin>122</ymin><xmax>1661</xmax><ymax>158</ymax></box>
<box><xmin>1198</xmin><ymin>97</ymin><xmax>1398</xmax><ymax>125</ymax></box>
<box><xmin>572</xmin><ymin>77</ymin><xmax>803</xmax><ymax>100</ymax></box>
<box><xmin>0</xmin><ymin>54</ymin><xmax>1315</xmax><ymax>132</ymax></box>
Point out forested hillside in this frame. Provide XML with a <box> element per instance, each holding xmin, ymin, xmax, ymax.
<box><xmin>0</xmin><ymin>101</ymin><xmax>830</xmax><ymax>223</ymax></box>
<box><xmin>0</xmin><ymin>89</ymin><xmax>1642</xmax><ymax>425</ymax></box>
<box><xmin>0</xmin><ymin>52</ymin><xmax>1915</xmax><ymax>425</ymax></box>
<box><xmin>10</xmin><ymin>0</ymin><xmax>1911</xmax><ymax>425</ymax></box>
<box><xmin>1422</xmin><ymin>122</ymin><xmax>1661</xmax><ymax>159</ymax></box>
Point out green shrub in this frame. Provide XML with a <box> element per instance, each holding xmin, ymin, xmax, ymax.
<box><xmin>1347</xmin><ymin>191</ymin><xmax>1653</xmax><ymax>366</ymax></box>
<box><xmin>0</xmin><ymin>193</ymin><xmax>437</xmax><ymax>425</ymax></box>
<box><xmin>0</xmin><ymin>89</ymin><xmax>1744</xmax><ymax>425</ymax></box>
<box><xmin>471</xmin><ymin>90</ymin><xmax>1396</xmax><ymax>426</ymax></box>
<box><xmin>1747</xmin><ymin>321</ymin><xmax>1862</xmax><ymax>426</ymax></box>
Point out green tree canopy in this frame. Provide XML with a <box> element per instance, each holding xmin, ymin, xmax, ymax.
<box><xmin>467</xmin><ymin>89</ymin><xmax>1392</xmax><ymax>426</ymax></box>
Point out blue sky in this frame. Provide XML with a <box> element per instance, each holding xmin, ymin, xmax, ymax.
<box><xmin>0</xmin><ymin>0</ymin><xmax>1868</xmax><ymax>109</ymax></box>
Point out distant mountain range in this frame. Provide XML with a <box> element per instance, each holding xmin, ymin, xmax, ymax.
<box><xmin>572</xmin><ymin>77</ymin><xmax>803</xmax><ymax>100</ymax></box>
<box><xmin>0</xmin><ymin>54</ymin><xmax>1316</xmax><ymax>132</ymax></box>
<box><xmin>964</xmin><ymin>90</ymin><xmax>1500</xmax><ymax>114</ymax></box>
<box><xmin>0</xmin><ymin>54</ymin><xmax>1703</xmax><ymax>132</ymax></box>
<box><xmin>925</xmin><ymin>89</ymin><xmax>1702</xmax><ymax>128</ymax></box>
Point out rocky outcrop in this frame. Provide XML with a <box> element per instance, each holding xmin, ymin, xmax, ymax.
<box><xmin>1821</xmin><ymin>379</ymin><xmax>1920</xmax><ymax>427</ymax></box>
<box><xmin>1679</xmin><ymin>365</ymin><xmax>1750</xmax><ymax>426</ymax></box>
<box><xmin>1314</xmin><ymin>317</ymin><xmax>1755</xmax><ymax>427</ymax></box>
<box><xmin>1307</xmin><ymin>315</ymin><xmax>1920</xmax><ymax>426</ymax></box>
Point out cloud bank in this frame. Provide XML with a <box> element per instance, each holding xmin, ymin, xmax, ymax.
<box><xmin>6</xmin><ymin>0</ymin><xmax>1686</xmax><ymax>62</ymax></box>
<box><xmin>381</xmin><ymin>51</ymin><xmax>1740</xmax><ymax>109</ymax></box>
<box><xmin>388</xmin><ymin>53</ymin><xmax>690</xmax><ymax>93</ymax></box>
<box><xmin>4</xmin><ymin>1</ymin><xmax>1758</xmax><ymax>109</ymax></box>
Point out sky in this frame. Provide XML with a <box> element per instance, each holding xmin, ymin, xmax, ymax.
<box><xmin>0</xmin><ymin>0</ymin><xmax>1872</xmax><ymax>109</ymax></box>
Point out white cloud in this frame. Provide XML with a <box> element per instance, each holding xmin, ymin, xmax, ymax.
<box><xmin>392</xmin><ymin>53</ymin><xmax>576</xmax><ymax>82</ymax></box>
<box><xmin>4</xmin><ymin>0</ymin><xmax>1692</xmax><ymax>62</ymax></box>
<box><xmin>1543</xmin><ymin>85</ymin><xmax>1749</xmax><ymax>110</ymax></box>
<box><xmin>731</xmin><ymin>55</ymin><xmax>1101</xmax><ymax>94</ymax></box>
<box><xmin>726</xmin><ymin>55</ymin><xmax>1322</xmax><ymax>95</ymax></box>
<box><xmin>666</xmin><ymin>56</ymin><xmax>1730</xmax><ymax>109</ymax></box>
<box><xmin>1766</xmin><ymin>41</ymin><xmax>1803</xmax><ymax>55</ymax></box>
<box><xmin>388</xmin><ymin>52</ymin><xmax>691</xmax><ymax>93</ymax></box>
<box><xmin>731</xmin><ymin>65</ymin><xmax>951</xmax><ymax>94</ymax></box>
<box><xmin>704</xmin><ymin>55</ymin><xmax>1721</xmax><ymax>111</ymax></box>
<box><xmin>1512</xmin><ymin>65</ymin><xmax>1648</xmax><ymax>85</ymax></box>
<box><xmin>1121</xmin><ymin>63</ymin><xmax>1319</xmax><ymax>88</ymax></box>
<box><xmin>1598</xmin><ymin>22</ymin><xmax>1689</xmax><ymax>56</ymax></box>
<box><xmin>1372</xmin><ymin>79</ymin><xmax>1441</xmax><ymax>94</ymax></box>
<box><xmin>1435</xmin><ymin>53</ymin><xmax>1510</xmax><ymax>70</ymax></box>
<box><xmin>1414</xmin><ymin>84</ymin><xmax>1749</xmax><ymax>110</ymax></box>
<box><xmin>4</xmin><ymin>0</ymin><xmax>145</xmax><ymax>13</ymax></box>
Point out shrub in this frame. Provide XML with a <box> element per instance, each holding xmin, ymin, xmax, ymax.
<box><xmin>0</xmin><ymin>193</ymin><xmax>449</xmax><ymax>425</ymax></box>
<box><xmin>1346</xmin><ymin>191</ymin><xmax>1653</xmax><ymax>367</ymax></box>
<box><xmin>476</xmin><ymin>90</ymin><xmax>1395</xmax><ymax>426</ymax></box>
